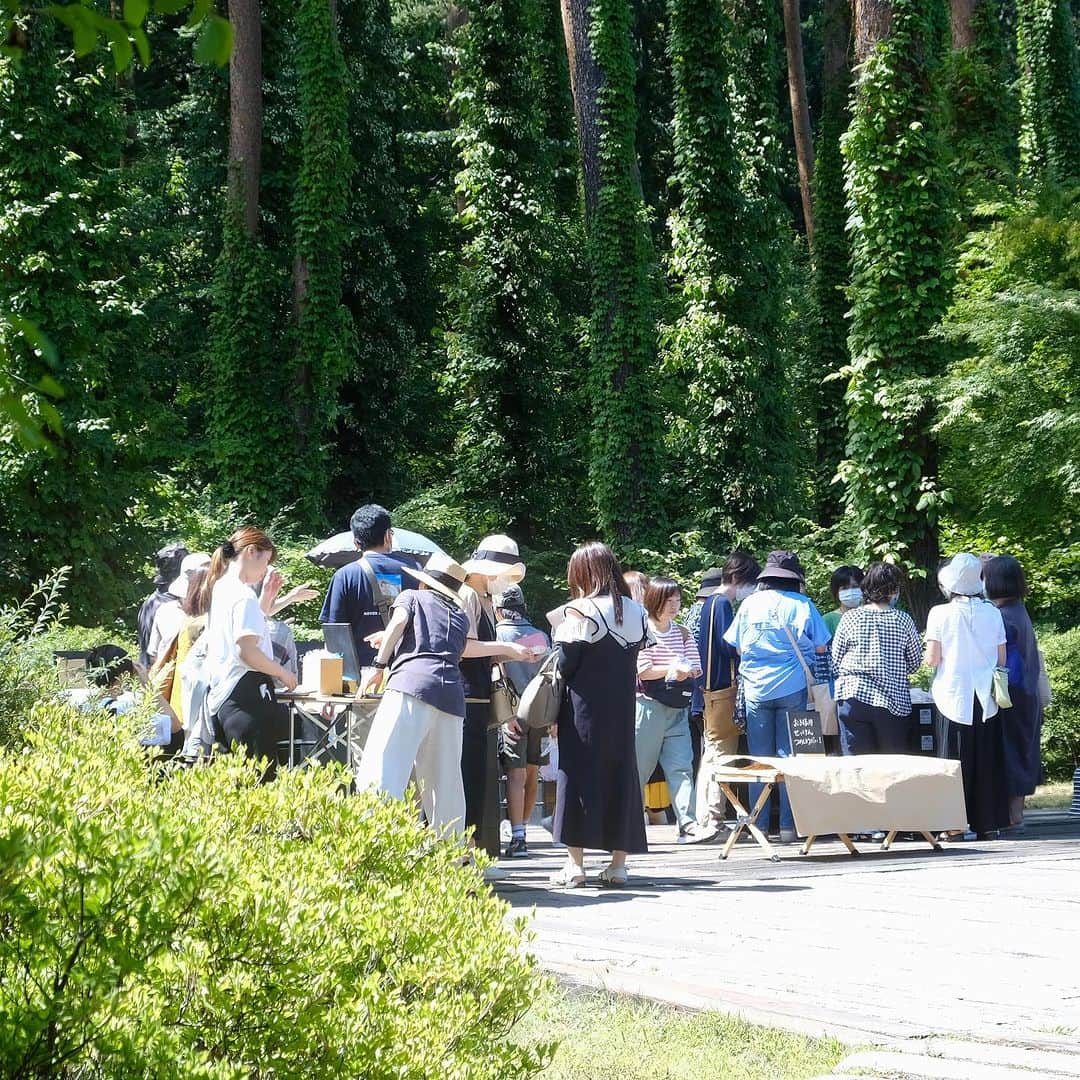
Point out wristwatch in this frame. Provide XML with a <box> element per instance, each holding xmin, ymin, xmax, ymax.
<box><xmin>372</xmin><ymin>660</ymin><xmax>388</xmax><ymax>669</ymax></box>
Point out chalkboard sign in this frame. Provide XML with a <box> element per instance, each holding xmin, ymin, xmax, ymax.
<box><xmin>786</xmin><ymin>709</ymin><xmax>825</xmax><ymax>755</ymax></box>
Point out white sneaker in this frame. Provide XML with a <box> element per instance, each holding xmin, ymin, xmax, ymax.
<box><xmin>778</xmin><ymin>829</ymin><xmax>797</xmax><ymax>844</ymax></box>
<box><xmin>483</xmin><ymin>865</ymin><xmax>509</xmax><ymax>882</ymax></box>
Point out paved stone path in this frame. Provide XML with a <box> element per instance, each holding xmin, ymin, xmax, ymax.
<box><xmin>495</xmin><ymin>811</ymin><xmax>1080</xmax><ymax>1071</ymax></box>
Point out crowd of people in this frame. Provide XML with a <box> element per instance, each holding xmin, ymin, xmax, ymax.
<box><xmin>73</xmin><ymin>504</ymin><xmax>1048</xmax><ymax>889</ymax></box>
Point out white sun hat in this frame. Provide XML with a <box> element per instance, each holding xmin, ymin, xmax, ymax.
<box><xmin>168</xmin><ymin>552</ymin><xmax>211</xmax><ymax>599</ymax></box>
<box><xmin>461</xmin><ymin>534</ymin><xmax>526</xmax><ymax>582</ymax></box>
<box><xmin>938</xmin><ymin>553</ymin><xmax>985</xmax><ymax>598</ymax></box>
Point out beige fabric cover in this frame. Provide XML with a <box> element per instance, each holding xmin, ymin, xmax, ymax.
<box><xmin>717</xmin><ymin>754</ymin><xmax>967</xmax><ymax>835</ymax></box>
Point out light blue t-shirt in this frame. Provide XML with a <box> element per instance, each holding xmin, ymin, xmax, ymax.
<box><xmin>723</xmin><ymin>589</ymin><xmax>832</xmax><ymax>704</ymax></box>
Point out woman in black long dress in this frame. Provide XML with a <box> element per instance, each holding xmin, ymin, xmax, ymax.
<box><xmin>983</xmin><ymin>556</ymin><xmax>1044</xmax><ymax>829</ymax></box>
<box><xmin>550</xmin><ymin>542</ymin><xmax>648</xmax><ymax>888</ymax></box>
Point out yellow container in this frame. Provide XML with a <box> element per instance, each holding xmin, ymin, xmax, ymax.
<box><xmin>644</xmin><ymin>780</ymin><xmax>671</xmax><ymax>812</ymax></box>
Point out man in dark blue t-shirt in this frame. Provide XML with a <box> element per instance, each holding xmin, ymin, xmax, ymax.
<box><xmin>319</xmin><ymin>504</ymin><xmax>418</xmax><ymax>666</ymax></box>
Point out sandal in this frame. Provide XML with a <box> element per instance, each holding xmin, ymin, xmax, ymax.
<box><xmin>598</xmin><ymin>866</ymin><xmax>628</xmax><ymax>887</ymax></box>
<box><xmin>549</xmin><ymin>865</ymin><xmax>587</xmax><ymax>889</ymax></box>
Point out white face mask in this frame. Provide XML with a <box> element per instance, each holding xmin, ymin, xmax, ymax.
<box><xmin>489</xmin><ymin>574</ymin><xmax>515</xmax><ymax>597</ymax></box>
<box><xmin>838</xmin><ymin>587</ymin><xmax>863</xmax><ymax>608</ymax></box>
<box><xmin>735</xmin><ymin>584</ymin><xmax>755</xmax><ymax>602</ymax></box>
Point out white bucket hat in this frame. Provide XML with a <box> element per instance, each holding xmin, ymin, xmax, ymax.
<box><xmin>169</xmin><ymin>552</ymin><xmax>210</xmax><ymax>599</ymax></box>
<box><xmin>938</xmin><ymin>553</ymin><xmax>984</xmax><ymax>597</ymax></box>
<box><xmin>402</xmin><ymin>553</ymin><xmax>468</xmax><ymax>608</ymax></box>
<box><xmin>461</xmin><ymin>534</ymin><xmax>525</xmax><ymax>582</ymax></box>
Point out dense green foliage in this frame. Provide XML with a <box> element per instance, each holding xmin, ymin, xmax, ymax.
<box><xmin>1041</xmin><ymin>626</ymin><xmax>1080</xmax><ymax>778</ymax></box>
<box><xmin>1016</xmin><ymin>0</ymin><xmax>1080</xmax><ymax>183</ymax></box>
<box><xmin>2</xmin><ymin>0</ymin><xmax>1080</xmax><ymax>630</ymax></box>
<box><xmin>584</xmin><ymin>0</ymin><xmax>664</xmax><ymax>543</ymax></box>
<box><xmin>444</xmin><ymin>0</ymin><xmax>584</xmax><ymax>541</ymax></box>
<box><xmin>841</xmin><ymin>0</ymin><xmax>954</xmax><ymax>581</ymax></box>
<box><xmin>0</xmin><ymin>584</ymin><xmax>550</xmax><ymax>1076</ymax></box>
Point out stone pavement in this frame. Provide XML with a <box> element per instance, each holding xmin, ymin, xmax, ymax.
<box><xmin>494</xmin><ymin>812</ymin><xmax>1080</xmax><ymax>1074</ymax></box>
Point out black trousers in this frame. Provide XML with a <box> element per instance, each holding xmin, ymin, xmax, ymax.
<box><xmin>947</xmin><ymin>698</ymin><xmax>1010</xmax><ymax>836</ymax></box>
<box><xmin>461</xmin><ymin>700</ymin><xmax>500</xmax><ymax>857</ymax></box>
<box><xmin>213</xmin><ymin>671</ymin><xmax>288</xmax><ymax>779</ymax></box>
<box><xmin>838</xmin><ymin>698</ymin><xmax>909</xmax><ymax>755</ymax></box>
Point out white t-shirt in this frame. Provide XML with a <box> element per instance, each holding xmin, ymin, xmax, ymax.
<box><xmin>147</xmin><ymin>599</ymin><xmax>185</xmax><ymax>663</ymax></box>
<box><xmin>925</xmin><ymin>598</ymin><xmax>1006</xmax><ymax>725</ymax></box>
<box><xmin>206</xmin><ymin>569</ymin><xmax>272</xmax><ymax>716</ymax></box>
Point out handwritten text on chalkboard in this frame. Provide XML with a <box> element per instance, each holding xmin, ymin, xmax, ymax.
<box><xmin>786</xmin><ymin>709</ymin><xmax>825</xmax><ymax>755</ymax></box>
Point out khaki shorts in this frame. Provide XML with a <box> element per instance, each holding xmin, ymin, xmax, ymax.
<box><xmin>501</xmin><ymin>725</ymin><xmax>547</xmax><ymax>771</ymax></box>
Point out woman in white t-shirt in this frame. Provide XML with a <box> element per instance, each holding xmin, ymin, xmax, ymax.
<box><xmin>924</xmin><ymin>553</ymin><xmax>1008</xmax><ymax>839</ymax></box>
<box><xmin>204</xmin><ymin>526</ymin><xmax>297</xmax><ymax>776</ymax></box>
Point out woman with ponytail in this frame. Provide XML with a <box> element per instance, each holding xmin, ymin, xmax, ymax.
<box><xmin>204</xmin><ymin>526</ymin><xmax>297</xmax><ymax>775</ymax></box>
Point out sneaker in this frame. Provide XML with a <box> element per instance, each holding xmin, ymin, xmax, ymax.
<box><xmin>778</xmin><ymin>829</ymin><xmax>797</xmax><ymax>844</ymax></box>
<box><xmin>677</xmin><ymin>823</ymin><xmax>719</xmax><ymax>845</ymax></box>
<box><xmin>505</xmin><ymin>836</ymin><xmax>529</xmax><ymax>859</ymax></box>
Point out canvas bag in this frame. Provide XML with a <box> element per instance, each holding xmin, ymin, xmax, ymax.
<box><xmin>702</xmin><ymin>601</ymin><xmax>740</xmax><ymax>742</ymax></box>
<box><xmin>780</xmin><ymin>622</ymin><xmax>838</xmax><ymax>736</ymax></box>
<box><xmin>489</xmin><ymin>663</ymin><xmax>520</xmax><ymax>730</ymax></box>
<box><xmin>516</xmin><ymin>648</ymin><xmax>564</xmax><ymax>730</ymax></box>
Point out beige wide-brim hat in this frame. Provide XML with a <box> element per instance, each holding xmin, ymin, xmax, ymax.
<box><xmin>461</xmin><ymin>534</ymin><xmax>526</xmax><ymax>582</ymax></box>
<box><xmin>168</xmin><ymin>552</ymin><xmax>210</xmax><ymax>598</ymax></box>
<box><xmin>403</xmin><ymin>553</ymin><xmax>468</xmax><ymax>607</ymax></box>
<box><xmin>938</xmin><ymin>553</ymin><xmax>984</xmax><ymax>597</ymax></box>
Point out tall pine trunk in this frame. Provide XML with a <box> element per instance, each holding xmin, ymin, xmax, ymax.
<box><xmin>228</xmin><ymin>0</ymin><xmax>262</xmax><ymax>235</ymax></box>
<box><xmin>782</xmin><ymin>0</ymin><xmax>815</xmax><ymax>247</ymax></box>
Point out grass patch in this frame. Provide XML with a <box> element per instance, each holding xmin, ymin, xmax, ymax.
<box><xmin>515</xmin><ymin>984</ymin><xmax>847</xmax><ymax>1079</ymax></box>
<box><xmin>1027</xmin><ymin>782</ymin><xmax>1073</xmax><ymax>810</ymax></box>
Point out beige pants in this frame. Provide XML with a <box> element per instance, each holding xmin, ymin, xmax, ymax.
<box><xmin>696</xmin><ymin>684</ymin><xmax>740</xmax><ymax>826</ymax></box>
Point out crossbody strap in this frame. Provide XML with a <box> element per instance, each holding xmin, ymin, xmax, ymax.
<box><xmin>358</xmin><ymin>556</ymin><xmax>392</xmax><ymax>629</ymax></box>
<box><xmin>705</xmin><ymin>603</ymin><xmax>715</xmax><ymax>691</ymax></box>
<box><xmin>780</xmin><ymin>620</ymin><xmax>816</xmax><ymax>690</ymax></box>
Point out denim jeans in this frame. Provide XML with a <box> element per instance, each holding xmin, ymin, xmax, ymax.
<box><xmin>744</xmin><ymin>688</ymin><xmax>806</xmax><ymax>832</ymax></box>
<box><xmin>635</xmin><ymin>696</ymin><xmax>696</xmax><ymax>832</ymax></box>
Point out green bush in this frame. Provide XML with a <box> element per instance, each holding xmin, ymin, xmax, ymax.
<box><xmin>0</xmin><ymin>703</ymin><xmax>551</xmax><ymax>1076</ymax></box>
<box><xmin>1041</xmin><ymin>626</ymin><xmax>1080</xmax><ymax>780</ymax></box>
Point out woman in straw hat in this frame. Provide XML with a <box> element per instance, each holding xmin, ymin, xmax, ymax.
<box><xmin>458</xmin><ymin>534</ymin><xmax>536</xmax><ymax>849</ymax></box>
<box><xmin>357</xmin><ymin>552</ymin><xmax>535</xmax><ymax>840</ymax></box>
<box><xmin>925</xmin><ymin>553</ymin><xmax>1009</xmax><ymax>839</ymax></box>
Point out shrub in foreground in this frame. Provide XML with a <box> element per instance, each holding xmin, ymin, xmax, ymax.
<box><xmin>1041</xmin><ymin>627</ymin><xmax>1080</xmax><ymax>780</ymax></box>
<box><xmin>0</xmin><ymin>702</ymin><xmax>550</xmax><ymax>1078</ymax></box>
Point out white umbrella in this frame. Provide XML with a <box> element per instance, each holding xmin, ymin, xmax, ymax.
<box><xmin>304</xmin><ymin>527</ymin><xmax>446</xmax><ymax>569</ymax></box>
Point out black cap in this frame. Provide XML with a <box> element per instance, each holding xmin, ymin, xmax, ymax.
<box><xmin>154</xmin><ymin>543</ymin><xmax>189</xmax><ymax>586</ymax></box>
<box><xmin>696</xmin><ymin>567</ymin><xmax>725</xmax><ymax>598</ymax></box>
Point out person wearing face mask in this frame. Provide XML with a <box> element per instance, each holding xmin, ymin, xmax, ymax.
<box><xmin>691</xmin><ymin>551</ymin><xmax>761</xmax><ymax>830</ymax></box>
<box><xmin>635</xmin><ymin>576</ymin><xmax>708</xmax><ymax>843</ymax></box>
<box><xmin>831</xmin><ymin>562</ymin><xmax>922</xmax><ymax>755</ymax></box>
<box><xmin>824</xmin><ymin>565</ymin><xmax>865</xmax><ymax>637</ymax></box>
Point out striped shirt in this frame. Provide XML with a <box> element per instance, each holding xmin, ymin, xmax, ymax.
<box><xmin>637</xmin><ymin>620</ymin><xmax>703</xmax><ymax>679</ymax></box>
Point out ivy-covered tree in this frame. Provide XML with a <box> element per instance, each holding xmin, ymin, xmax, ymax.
<box><xmin>561</xmin><ymin>0</ymin><xmax>663</xmax><ymax>543</ymax></box>
<box><xmin>663</xmin><ymin>0</ymin><xmax>793</xmax><ymax>538</ymax></box>
<box><xmin>1016</xmin><ymin>0</ymin><xmax>1080</xmax><ymax>183</ymax></box>
<box><xmin>811</xmin><ymin>0</ymin><xmax>852</xmax><ymax>521</ymax></box>
<box><xmin>442</xmin><ymin>0</ymin><xmax>582</xmax><ymax>540</ymax></box>
<box><xmin>842</xmin><ymin>0</ymin><xmax>955</xmax><ymax>611</ymax></box>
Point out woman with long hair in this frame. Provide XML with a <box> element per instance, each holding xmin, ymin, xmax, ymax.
<box><xmin>204</xmin><ymin>526</ymin><xmax>297</xmax><ymax>775</ymax></box>
<box><xmin>549</xmin><ymin>542</ymin><xmax>648</xmax><ymax>887</ymax></box>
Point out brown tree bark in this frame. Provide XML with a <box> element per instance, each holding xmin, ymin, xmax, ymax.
<box><xmin>949</xmin><ymin>0</ymin><xmax>978</xmax><ymax>49</ymax></box>
<box><xmin>228</xmin><ymin>0</ymin><xmax>263</xmax><ymax>237</ymax></box>
<box><xmin>783</xmin><ymin>0</ymin><xmax>815</xmax><ymax>249</ymax></box>
<box><xmin>559</xmin><ymin>0</ymin><xmax>604</xmax><ymax>220</ymax></box>
<box><xmin>854</xmin><ymin>0</ymin><xmax>893</xmax><ymax>63</ymax></box>
<box><xmin>823</xmin><ymin>0</ymin><xmax>852</xmax><ymax>84</ymax></box>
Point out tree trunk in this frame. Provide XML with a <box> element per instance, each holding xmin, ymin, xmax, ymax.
<box><xmin>783</xmin><ymin>0</ymin><xmax>815</xmax><ymax>248</ymax></box>
<box><xmin>823</xmin><ymin>0</ymin><xmax>851</xmax><ymax>84</ymax></box>
<box><xmin>228</xmin><ymin>0</ymin><xmax>263</xmax><ymax>237</ymax></box>
<box><xmin>854</xmin><ymin>0</ymin><xmax>893</xmax><ymax>62</ymax></box>
<box><xmin>950</xmin><ymin>0</ymin><xmax>978</xmax><ymax>49</ymax></box>
<box><xmin>559</xmin><ymin>0</ymin><xmax>604</xmax><ymax>219</ymax></box>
